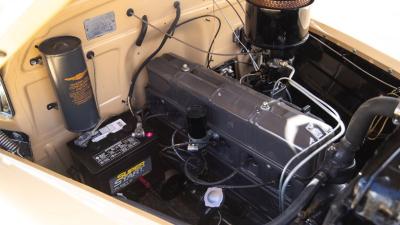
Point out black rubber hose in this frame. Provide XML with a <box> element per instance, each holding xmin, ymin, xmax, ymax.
<box><xmin>0</xmin><ymin>130</ymin><xmax>21</xmax><ymax>156</ymax></box>
<box><xmin>135</xmin><ymin>15</ymin><xmax>148</xmax><ymax>47</ymax></box>
<box><xmin>344</xmin><ymin>96</ymin><xmax>400</xmax><ymax>151</ymax></box>
<box><xmin>127</xmin><ymin>1</ymin><xmax>181</xmax><ymax>99</ymax></box>
<box><xmin>264</xmin><ymin>178</ymin><xmax>322</xmax><ymax>225</ymax></box>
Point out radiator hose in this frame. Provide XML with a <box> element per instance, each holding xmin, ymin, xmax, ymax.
<box><xmin>322</xmin><ymin>96</ymin><xmax>400</xmax><ymax>180</ymax></box>
<box><xmin>320</xmin><ymin>96</ymin><xmax>400</xmax><ymax>224</ymax></box>
<box><xmin>266</xmin><ymin>96</ymin><xmax>400</xmax><ymax>225</ymax></box>
<box><xmin>344</xmin><ymin>96</ymin><xmax>400</xmax><ymax>151</ymax></box>
<box><xmin>0</xmin><ymin>130</ymin><xmax>21</xmax><ymax>156</ymax></box>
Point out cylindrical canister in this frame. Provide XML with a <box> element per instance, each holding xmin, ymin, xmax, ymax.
<box><xmin>186</xmin><ymin>105</ymin><xmax>207</xmax><ymax>140</ymax></box>
<box><xmin>39</xmin><ymin>36</ymin><xmax>99</xmax><ymax>132</ymax></box>
<box><xmin>245</xmin><ymin>0</ymin><xmax>314</xmax><ymax>50</ymax></box>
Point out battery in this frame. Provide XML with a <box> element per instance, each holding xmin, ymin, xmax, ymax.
<box><xmin>68</xmin><ymin>112</ymin><xmax>161</xmax><ymax>194</ymax></box>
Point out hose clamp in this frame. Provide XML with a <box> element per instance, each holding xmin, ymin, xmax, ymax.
<box><xmin>392</xmin><ymin>102</ymin><xmax>400</xmax><ymax>125</ymax></box>
<box><xmin>394</xmin><ymin>102</ymin><xmax>400</xmax><ymax>118</ymax></box>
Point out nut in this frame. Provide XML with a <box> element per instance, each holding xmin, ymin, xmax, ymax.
<box><xmin>260</xmin><ymin>101</ymin><xmax>271</xmax><ymax>111</ymax></box>
<box><xmin>181</xmin><ymin>63</ymin><xmax>190</xmax><ymax>72</ymax></box>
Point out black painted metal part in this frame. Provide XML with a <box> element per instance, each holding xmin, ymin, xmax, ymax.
<box><xmin>187</xmin><ymin>105</ymin><xmax>208</xmax><ymax>140</ymax></box>
<box><xmin>244</xmin><ymin>0</ymin><xmax>314</xmax><ymax>49</ymax></box>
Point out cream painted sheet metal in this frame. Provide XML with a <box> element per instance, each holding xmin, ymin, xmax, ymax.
<box><xmin>0</xmin><ymin>150</ymin><xmax>170</xmax><ymax>225</ymax></box>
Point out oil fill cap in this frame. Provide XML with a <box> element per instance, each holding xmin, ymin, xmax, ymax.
<box><xmin>204</xmin><ymin>187</ymin><xmax>224</xmax><ymax>208</ymax></box>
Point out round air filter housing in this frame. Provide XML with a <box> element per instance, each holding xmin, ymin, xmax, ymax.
<box><xmin>245</xmin><ymin>0</ymin><xmax>314</xmax><ymax>50</ymax></box>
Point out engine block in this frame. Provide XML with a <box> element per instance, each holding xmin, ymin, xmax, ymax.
<box><xmin>146</xmin><ymin>54</ymin><xmax>332</xmax><ymax>192</ymax></box>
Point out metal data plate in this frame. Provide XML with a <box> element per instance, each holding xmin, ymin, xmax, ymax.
<box><xmin>84</xmin><ymin>12</ymin><xmax>116</xmax><ymax>40</ymax></box>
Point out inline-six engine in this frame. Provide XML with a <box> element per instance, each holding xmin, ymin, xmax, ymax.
<box><xmin>146</xmin><ymin>54</ymin><xmax>332</xmax><ymax>199</ymax></box>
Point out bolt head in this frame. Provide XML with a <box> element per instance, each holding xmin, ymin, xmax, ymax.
<box><xmin>260</xmin><ymin>101</ymin><xmax>271</xmax><ymax>111</ymax></box>
<box><xmin>181</xmin><ymin>63</ymin><xmax>190</xmax><ymax>72</ymax></box>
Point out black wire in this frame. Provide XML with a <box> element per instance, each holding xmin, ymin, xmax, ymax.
<box><xmin>236</xmin><ymin>61</ymin><xmax>251</xmax><ymax>65</ymax></box>
<box><xmin>161</xmin><ymin>151</ymin><xmax>205</xmax><ymax>175</ymax></box>
<box><xmin>160</xmin><ymin>152</ymin><xmax>182</xmax><ymax>163</ymax></box>
<box><xmin>132</xmin><ymin>13</ymin><xmax>249</xmax><ymax>57</ymax></box>
<box><xmin>216</xmin><ymin>183</ymin><xmax>265</xmax><ymax>189</ymax></box>
<box><xmin>163</xmin><ymin>132</ymin><xmax>267</xmax><ymax>189</ymax></box>
<box><xmin>207</xmin><ymin>17</ymin><xmax>221</xmax><ymax>69</ymax></box>
<box><xmin>176</xmin><ymin>14</ymin><xmax>222</xmax><ymax>69</ymax></box>
<box><xmin>234</xmin><ymin>0</ymin><xmax>246</xmax><ymax>14</ymax></box>
<box><xmin>177</xmin><ymin>14</ymin><xmax>219</xmax><ymax>28</ymax></box>
<box><xmin>184</xmin><ymin>156</ymin><xmax>266</xmax><ymax>189</ymax></box>
<box><xmin>127</xmin><ymin>2</ymin><xmax>181</xmax><ymax>101</ymax></box>
<box><xmin>143</xmin><ymin>113</ymin><xmax>168</xmax><ymax>124</ymax></box>
<box><xmin>184</xmin><ymin>156</ymin><xmax>238</xmax><ymax>186</ymax></box>
<box><xmin>309</xmin><ymin>34</ymin><xmax>396</xmax><ymax>90</ymax></box>
<box><xmin>225</xmin><ymin>0</ymin><xmax>245</xmax><ymax>26</ymax></box>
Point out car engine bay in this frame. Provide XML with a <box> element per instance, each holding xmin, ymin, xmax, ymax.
<box><xmin>1</xmin><ymin>0</ymin><xmax>400</xmax><ymax>225</ymax></box>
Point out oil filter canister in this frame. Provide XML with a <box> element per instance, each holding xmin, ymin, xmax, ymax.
<box><xmin>187</xmin><ymin>105</ymin><xmax>207</xmax><ymax>140</ymax></box>
<box><xmin>39</xmin><ymin>36</ymin><xmax>99</xmax><ymax>132</ymax></box>
<box><xmin>245</xmin><ymin>0</ymin><xmax>314</xmax><ymax>50</ymax></box>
